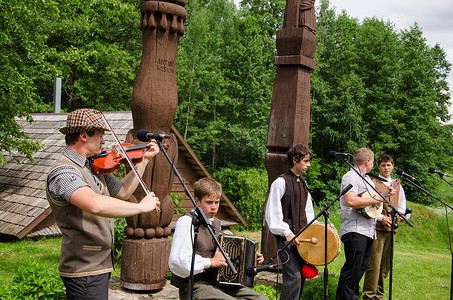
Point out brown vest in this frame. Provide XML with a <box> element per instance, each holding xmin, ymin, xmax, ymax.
<box><xmin>373</xmin><ymin>179</ymin><xmax>401</xmax><ymax>232</ymax></box>
<box><xmin>46</xmin><ymin>156</ymin><xmax>114</xmax><ymax>277</ymax></box>
<box><xmin>280</xmin><ymin>171</ymin><xmax>309</xmax><ymax>234</ymax></box>
<box><xmin>171</xmin><ymin>212</ymin><xmax>221</xmax><ymax>288</ymax></box>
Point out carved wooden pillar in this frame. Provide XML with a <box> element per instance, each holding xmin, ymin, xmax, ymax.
<box><xmin>261</xmin><ymin>0</ymin><xmax>318</xmax><ymax>263</ymax></box>
<box><xmin>121</xmin><ymin>0</ymin><xmax>186</xmax><ymax>290</ymax></box>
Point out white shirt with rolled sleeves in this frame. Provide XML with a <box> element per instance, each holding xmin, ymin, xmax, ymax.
<box><xmin>169</xmin><ymin>214</ymin><xmax>213</xmax><ymax>278</ymax></box>
<box><xmin>265</xmin><ymin>176</ymin><xmax>315</xmax><ymax>238</ymax></box>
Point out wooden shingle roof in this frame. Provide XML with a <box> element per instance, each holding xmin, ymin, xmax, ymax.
<box><xmin>0</xmin><ymin>112</ymin><xmax>245</xmax><ymax>239</ymax></box>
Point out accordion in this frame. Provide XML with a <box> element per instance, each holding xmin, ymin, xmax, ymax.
<box><xmin>216</xmin><ymin>235</ymin><xmax>259</xmax><ymax>287</ymax></box>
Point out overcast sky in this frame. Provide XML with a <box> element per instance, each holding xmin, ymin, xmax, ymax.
<box><xmin>233</xmin><ymin>0</ymin><xmax>453</xmax><ymax>120</ymax></box>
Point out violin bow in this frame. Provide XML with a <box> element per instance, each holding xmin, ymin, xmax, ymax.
<box><xmin>100</xmin><ymin>112</ymin><xmax>160</xmax><ymax>213</ymax></box>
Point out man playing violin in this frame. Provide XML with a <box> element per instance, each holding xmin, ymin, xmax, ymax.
<box><xmin>363</xmin><ymin>154</ymin><xmax>407</xmax><ymax>300</ymax></box>
<box><xmin>46</xmin><ymin>108</ymin><xmax>160</xmax><ymax>300</ymax></box>
<box><xmin>336</xmin><ymin>148</ymin><xmax>396</xmax><ymax>300</ymax></box>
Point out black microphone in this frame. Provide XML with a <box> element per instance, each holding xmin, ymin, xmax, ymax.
<box><xmin>401</xmin><ymin>207</ymin><xmax>412</xmax><ymax>221</ymax></box>
<box><xmin>340</xmin><ymin>183</ymin><xmax>353</xmax><ymax>196</ymax></box>
<box><xmin>245</xmin><ymin>263</ymin><xmax>279</xmax><ymax>277</ymax></box>
<box><xmin>328</xmin><ymin>150</ymin><xmax>351</xmax><ymax>158</ymax></box>
<box><xmin>395</xmin><ymin>168</ymin><xmax>416</xmax><ymax>181</ymax></box>
<box><xmin>428</xmin><ymin>167</ymin><xmax>451</xmax><ymax>178</ymax></box>
<box><xmin>366</xmin><ymin>173</ymin><xmax>388</xmax><ymax>182</ymax></box>
<box><xmin>137</xmin><ymin>129</ymin><xmax>172</xmax><ymax>142</ymax></box>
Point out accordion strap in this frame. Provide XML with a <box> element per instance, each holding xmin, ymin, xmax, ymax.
<box><xmin>209</xmin><ymin>223</ymin><xmax>229</xmax><ymax>237</ymax></box>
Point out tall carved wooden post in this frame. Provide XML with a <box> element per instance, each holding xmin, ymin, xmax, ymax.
<box><xmin>261</xmin><ymin>0</ymin><xmax>318</xmax><ymax>263</ymax></box>
<box><xmin>120</xmin><ymin>0</ymin><xmax>186</xmax><ymax>290</ymax></box>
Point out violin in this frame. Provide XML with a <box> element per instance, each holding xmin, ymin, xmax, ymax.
<box><xmin>89</xmin><ymin>142</ymin><xmax>168</xmax><ymax>174</ymax></box>
<box><xmin>98</xmin><ymin>113</ymin><xmax>166</xmax><ymax>213</ymax></box>
<box><xmin>89</xmin><ymin>143</ymin><xmax>149</xmax><ymax>174</ymax></box>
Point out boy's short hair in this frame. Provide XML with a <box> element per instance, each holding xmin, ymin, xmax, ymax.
<box><xmin>194</xmin><ymin>177</ymin><xmax>222</xmax><ymax>201</ymax></box>
<box><xmin>287</xmin><ymin>144</ymin><xmax>312</xmax><ymax>167</ymax></box>
<box><xmin>377</xmin><ymin>154</ymin><xmax>394</xmax><ymax>166</ymax></box>
<box><xmin>353</xmin><ymin>148</ymin><xmax>374</xmax><ymax>165</ymax></box>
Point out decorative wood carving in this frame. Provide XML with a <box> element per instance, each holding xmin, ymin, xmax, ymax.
<box><xmin>261</xmin><ymin>0</ymin><xmax>318</xmax><ymax>263</ymax></box>
<box><xmin>121</xmin><ymin>0</ymin><xmax>186</xmax><ymax>290</ymax></box>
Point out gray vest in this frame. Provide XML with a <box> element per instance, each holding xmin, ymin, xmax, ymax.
<box><xmin>46</xmin><ymin>156</ymin><xmax>114</xmax><ymax>277</ymax></box>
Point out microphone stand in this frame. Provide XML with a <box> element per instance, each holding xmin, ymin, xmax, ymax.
<box><xmin>338</xmin><ymin>157</ymin><xmax>412</xmax><ymax>300</ymax></box>
<box><xmin>437</xmin><ymin>174</ymin><xmax>453</xmax><ymax>189</ymax></box>
<box><xmin>386</xmin><ymin>207</ymin><xmax>411</xmax><ymax>299</ymax></box>
<box><xmin>301</xmin><ymin>180</ymin><xmax>332</xmax><ymax>300</ymax></box>
<box><xmin>323</xmin><ymin>205</ymin><xmax>329</xmax><ymax>300</ymax></box>
<box><xmin>399</xmin><ymin>176</ymin><xmax>453</xmax><ymax>300</ymax></box>
<box><xmin>437</xmin><ymin>175</ymin><xmax>453</xmax><ymax>300</ymax></box>
<box><xmin>153</xmin><ymin>138</ymin><xmax>237</xmax><ymax>299</ymax></box>
<box><xmin>388</xmin><ymin>206</ymin><xmax>398</xmax><ymax>299</ymax></box>
<box><xmin>262</xmin><ymin>183</ymin><xmax>353</xmax><ymax>300</ymax></box>
<box><xmin>400</xmin><ymin>176</ymin><xmax>453</xmax><ymax>211</ymax></box>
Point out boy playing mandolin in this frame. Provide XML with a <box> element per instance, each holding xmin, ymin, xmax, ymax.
<box><xmin>362</xmin><ymin>154</ymin><xmax>407</xmax><ymax>300</ymax></box>
<box><xmin>336</xmin><ymin>148</ymin><xmax>395</xmax><ymax>300</ymax></box>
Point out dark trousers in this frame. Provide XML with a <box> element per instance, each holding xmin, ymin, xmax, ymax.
<box><xmin>61</xmin><ymin>273</ymin><xmax>111</xmax><ymax>300</ymax></box>
<box><xmin>336</xmin><ymin>232</ymin><xmax>374</xmax><ymax>300</ymax></box>
<box><xmin>276</xmin><ymin>238</ymin><xmax>306</xmax><ymax>300</ymax></box>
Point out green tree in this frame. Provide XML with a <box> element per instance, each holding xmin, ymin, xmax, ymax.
<box><xmin>175</xmin><ymin>0</ymin><xmax>281</xmax><ymax>170</ymax></box>
<box><xmin>40</xmin><ymin>0</ymin><xmax>143</xmax><ymax>111</ymax></box>
<box><xmin>213</xmin><ymin>167</ymin><xmax>268</xmax><ymax>230</ymax></box>
<box><xmin>175</xmin><ymin>0</ymin><xmax>236</xmax><ymax>169</ymax></box>
<box><xmin>312</xmin><ymin>1</ymin><xmax>452</xmax><ymax>202</ymax></box>
<box><xmin>0</xmin><ymin>0</ymin><xmax>51</xmax><ymax>164</ymax></box>
<box><xmin>0</xmin><ymin>0</ymin><xmax>143</xmax><ymax>164</ymax></box>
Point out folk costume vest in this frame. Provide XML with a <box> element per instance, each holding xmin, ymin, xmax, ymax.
<box><xmin>171</xmin><ymin>211</ymin><xmax>222</xmax><ymax>288</ymax></box>
<box><xmin>372</xmin><ymin>179</ymin><xmax>401</xmax><ymax>232</ymax></box>
<box><xmin>280</xmin><ymin>170</ymin><xmax>309</xmax><ymax>235</ymax></box>
<box><xmin>46</xmin><ymin>156</ymin><xmax>114</xmax><ymax>277</ymax></box>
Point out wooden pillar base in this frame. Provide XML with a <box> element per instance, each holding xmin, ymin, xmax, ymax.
<box><xmin>120</xmin><ymin>237</ymin><xmax>171</xmax><ymax>291</ymax></box>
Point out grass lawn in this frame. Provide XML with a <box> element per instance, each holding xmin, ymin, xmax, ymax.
<box><xmin>0</xmin><ymin>236</ymin><xmax>61</xmax><ymax>282</ymax></box>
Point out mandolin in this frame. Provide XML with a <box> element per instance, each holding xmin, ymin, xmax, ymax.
<box><xmin>359</xmin><ymin>179</ymin><xmax>400</xmax><ymax>219</ymax></box>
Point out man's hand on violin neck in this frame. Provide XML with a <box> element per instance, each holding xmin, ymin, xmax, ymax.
<box><xmin>143</xmin><ymin>141</ymin><xmax>159</xmax><ymax>160</ymax></box>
